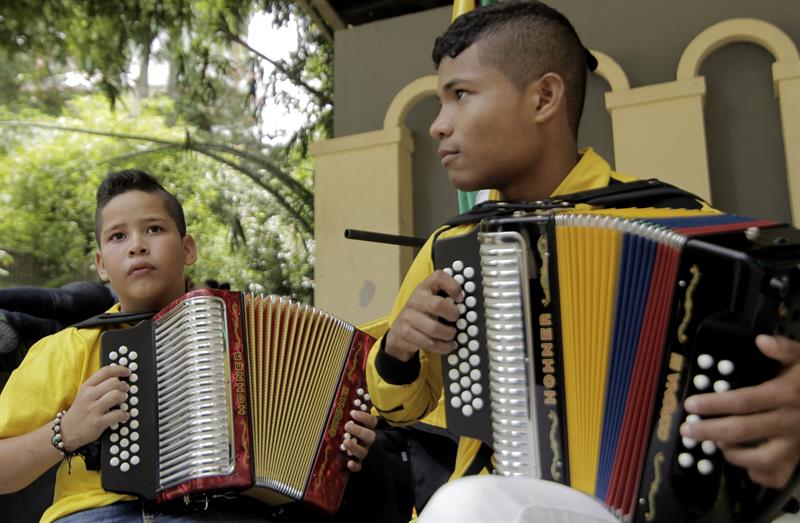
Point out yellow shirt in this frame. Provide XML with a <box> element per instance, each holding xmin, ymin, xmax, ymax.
<box><xmin>0</xmin><ymin>304</ymin><xmax>136</xmax><ymax>522</ymax></box>
<box><xmin>366</xmin><ymin>148</ymin><xmax>678</xmax><ymax>479</ymax></box>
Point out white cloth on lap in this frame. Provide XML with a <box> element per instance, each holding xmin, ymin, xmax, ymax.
<box><xmin>418</xmin><ymin>475</ymin><xmax>620</xmax><ymax>523</ymax></box>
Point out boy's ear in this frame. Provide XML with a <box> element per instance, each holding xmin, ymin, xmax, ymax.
<box><xmin>531</xmin><ymin>72</ymin><xmax>566</xmax><ymax>125</ymax></box>
<box><xmin>183</xmin><ymin>234</ymin><xmax>198</xmax><ymax>267</ymax></box>
<box><xmin>95</xmin><ymin>250</ymin><xmax>109</xmax><ymax>283</ymax></box>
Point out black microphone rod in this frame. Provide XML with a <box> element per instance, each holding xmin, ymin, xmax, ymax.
<box><xmin>344</xmin><ymin>229</ymin><xmax>426</xmax><ymax>248</ymax></box>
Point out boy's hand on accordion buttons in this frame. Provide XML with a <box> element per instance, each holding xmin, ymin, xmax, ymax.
<box><xmin>681</xmin><ymin>334</ymin><xmax>800</xmax><ymax>488</ymax></box>
<box><xmin>385</xmin><ymin>270</ymin><xmax>463</xmax><ymax>362</ymax></box>
<box><xmin>343</xmin><ymin>410</ymin><xmax>378</xmax><ymax>472</ymax></box>
<box><xmin>60</xmin><ymin>365</ymin><xmax>131</xmax><ymax>452</ymax></box>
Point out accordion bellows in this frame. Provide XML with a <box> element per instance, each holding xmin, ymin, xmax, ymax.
<box><xmin>435</xmin><ymin>206</ymin><xmax>800</xmax><ymax>522</ymax></box>
<box><xmin>100</xmin><ymin>290</ymin><xmax>373</xmax><ymax>513</ymax></box>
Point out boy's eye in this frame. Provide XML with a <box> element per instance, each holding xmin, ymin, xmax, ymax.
<box><xmin>147</xmin><ymin>224</ymin><xmax>164</xmax><ymax>233</ymax></box>
<box><xmin>109</xmin><ymin>232</ymin><xmax>125</xmax><ymax>241</ymax></box>
<box><xmin>455</xmin><ymin>89</ymin><xmax>467</xmax><ymax>100</ymax></box>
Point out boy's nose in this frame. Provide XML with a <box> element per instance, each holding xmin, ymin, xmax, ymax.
<box><xmin>128</xmin><ymin>235</ymin><xmax>149</xmax><ymax>255</ymax></box>
<box><xmin>429</xmin><ymin>110</ymin><xmax>453</xmax><ymax>140</ymax></box>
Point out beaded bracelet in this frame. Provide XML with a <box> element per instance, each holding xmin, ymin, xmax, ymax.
<box><xmin>50</xmin><ymin>410</ymin><xmax>78</xmax><ymax>472</ymax></box>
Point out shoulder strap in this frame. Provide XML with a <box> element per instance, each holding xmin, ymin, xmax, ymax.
<box><xmin>443</xmin><ymin>179</ymin><xmax>704</xmax><ymax>227</ymax></box>
<box><xmin>463</xmin><ymin>442</ymin><xmax>495</xmax><ymax>476</ymax></box>
<box><xmin>71</xmin><ymin>311</ymin><xmax>155</xmax><ymax>329</ymax></box>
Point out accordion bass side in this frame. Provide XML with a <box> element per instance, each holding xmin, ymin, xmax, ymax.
<box><xmin>98</xmin><ymin>289</ymin><xmax>374</xmax><ymax>513</ymax></box>
<box><xmin>433</xmin><ymin>208</ymin><xmax>800</xmax><ymax>522</ymax></box>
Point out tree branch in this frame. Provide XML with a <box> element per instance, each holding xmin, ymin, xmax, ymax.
<box><xmin>219</xmin><ymin>26</ymin><xmax>332</xmax><ymax>106</ymax></box>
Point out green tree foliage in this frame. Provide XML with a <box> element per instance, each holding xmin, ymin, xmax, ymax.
<box><xmin>0</xmin><ymin>96</ymin><xmax>313</xmax><ymax>302</ymax></box>
<box><xmin>0</xmin><ymin>1</ymin><xmax>332</xmax><ymax>302</ymax></box>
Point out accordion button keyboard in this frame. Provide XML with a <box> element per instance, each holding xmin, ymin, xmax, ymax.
<box><xmin>697</xmin><ymin>459</ymin><xmax>713</xmax><ymax>475</ymax></box>
<box><xmin>693</xmin><ymin>374</ymin><xmax>710</xmax><ymax>390</ymax></box>
<box><xmin>717</xmin><ymin>360</ymin><xmax>734</xmax><ymax>376</ymax></box>
<box><xmin>697</xmin><ymin>353</ymin><xmax>713</xmax><ymax>369</ymax></box>
<box><xmin>678</xmin><ymin>453</ymin><xmax>694</xmax><ymax>468</ymax></box>
<box><xmin>713</xmin><ymin>380</ymin><xmax>730</xmax><ymax>393</ymax></box>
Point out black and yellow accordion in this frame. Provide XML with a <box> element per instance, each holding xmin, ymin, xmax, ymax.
<box><xmin>98</xmin><ymin>289</ymin><xmax>374</xmax><ymax>513</ymax></box>
<box><xmin>434</xmin><ymin>205</ymin><xmax>800</xmax><ymax>522</ymax></box>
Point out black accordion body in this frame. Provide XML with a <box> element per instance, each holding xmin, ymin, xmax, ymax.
<box><xmin>434</xmin><ymin>205</ymin><xmax>800</xmax><ymax>522</ymax></box>
<box><xmin>99</xmin><ymin>289</ymin><xmax>374</xmax><ymax>513</ymax></box>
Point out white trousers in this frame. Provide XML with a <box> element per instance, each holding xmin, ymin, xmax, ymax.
<box><xmin>417</xmin><ymin>476</ymin><xmax>620</xmax><ymax>523</ymax></box>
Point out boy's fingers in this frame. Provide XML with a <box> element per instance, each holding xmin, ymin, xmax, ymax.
<box><xmin>342</xmin><ymin>437</ymin><xmax>368</xmax><ymax>461</ymax></box>
<box><xmin>426</xmin><ymin>271</ymin><xmax>464</xmax><ymax>303</ymax></box>
<box><xmin>350</xmin><ymin>410</ymin><xmax>379</xmax><ymax>429</ymax></box>
<box><xmin>680</xmin><ymin>410</ymin><xmax>789</xmax><ymax>444</ymax></box>
<box><xmin>96</xmin><ymin>388</ymin><xmax>129</xmax><ymax>414</ymax></box>
<box><xmin>685</xmin><ymin>376</ymin><xmax>790</xmax><ymax>417</ymax></box>
<box><xmin>345</xmin><ymin>419</ymin><xmax>376</xmax><ymax>447</ymax></box>
<box><xmin>719</xmin><ymin>438</ymin><xmax>798</xmax><ymax>488</ymax></box>
<box><xmin>85</xmin><ymin>364</ymin><xmax>131</xmax><ymax>386</ymax></box>
<box><xmin>756</xmin><ymin>335</ymin><xmax>800</xmax><ymax>366</ymax></box>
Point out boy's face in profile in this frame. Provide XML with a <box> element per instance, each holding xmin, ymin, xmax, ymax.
<box><xmin>95</xmin><ymin>190</ymin><xmax>196</xmax><ymax>313</ymax></box>
<box><xmin>430</xmin><ymin>40</ymin><xmax>543</xmax><ymax>200</ymax></box>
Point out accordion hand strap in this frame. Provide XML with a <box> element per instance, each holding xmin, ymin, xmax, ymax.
<box><xmin>71</xmin><ymin>311</ymin><xmax>156</xmax><ymax>329</ymax></box>
<box><xmin>444</xmin><ymin>178</ymin><xmax>704</xmax><ymax>227</ymax></box>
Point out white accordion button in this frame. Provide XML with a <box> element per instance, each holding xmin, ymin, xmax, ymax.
<box><xmin>458</xmin><ymin>348</ymin><xmax>469</xmax><ymax>359</ymax></box>
<box><xmin>343</xmin><ymin>433</ymin><xmax>352</xmax><ymax>440</ymax></box>
<box><xmin>697</xmin><ymin>354</ymin><xmax>713</xmax><ymax>370</ymax></box>
<box><xmin>444</xmin><ymin>268</ymin><xmax>453</xmax><ymax>276</ymax></box>
<box><xmin>470</xmin><ymin>369</ymin><xmax>482</xmax><ymax>381</ymax></box>
<box><xmin>120</xmin><ymin>438</ymin><xmax>129</xmax><ymax>448</ymax></box>
<box><xmin>701</xmin><ymin>440</ymin><xmax>717</xmax><ymax>455</ymax></box>
<box><xmin>465</xmin><ymin>296</ymin><xmax>477</xmax><ymax>308</ymax></box>
<box><xmin>118</xmin><ymin>345</ymin><xmax>128</xmax><ymax>355</ymax></box>
<box><xmin>360</xmin><ymin>404</ymin><xmax>368</xmax><ymax>411</ymax></box>
<box><xmin>131</xmin><ymin>456</ymin><xmax>140</xmax><ymax>466</ymax></box>
<box><xmin>466</xmin><ymin>311</ymin><xmax>478</xmax><ymax>323</ymax></box>
<box><xmin>120</xmin><ymin>450</ymin><xmax>130</xmax><ymax>460</ymax></box>
<box><xmin>681</xmin><ymin>437</ymin><xmax>697</xmax><ymax>449</ymax></box>
<box><xmin>454</xmin><ymin>274</ymin><xmax>465</xmax><ymax>285</ymax></box>
<box><xmin>449</xmin><ymin>382</ymin><xmax>460</xmax><ymax>394</ymax></box>
<box><xmin>472</xmin><ymin>397</ymin><xmax>484</xmax><ymax>410</ymax></box>
<box><xmin>464</xmin><ymin>281</ymin><xmax>476</xmax><ymax>293</ymax></box>
<box><xmin>461</xmin><ymin>404</ymin><xmax>474</xmax><ymax>417</ymax></box>
<box><xmin>129</xmin><ymin>362</ymin><xmax>138</xmax><ymax>372</ymax></box>
<box><xmin>457</xmin><ymin>304</ymin><xmax>467</xmax><ymax>315</ymax></box>
<box><xmin>129</xmin><ymin>373</ymin><xmax>139</xmax><ymax>383</ymax></box>
<box><xmin>130</xmin><ymin>396</ymin><xmax>139</xmax><ymax>406</ymax></box>
<box><xmin>697</xmin><ymin>459</ymin><xmax>714</xmax><ymax>475</ymax></box>
<box><xmin>120</xmin><ymin>403</ymin><xmax>129</xmax><ymax>412</ymax></box>
<box><xmin>364</xmin><ymin>394</ymin><xmax>370</xmax><ymax>402</ymax></box>
<box><xmin>447</xmin><ymin>354</ymin><xmax>459</xmax><ymax>366</ymax></box>
<box><xmin>685</xmin><ymin>414</ymin><xmax>701</xmax><ymax>424</ymax></box>
<box><xmin>119</xmin><ymin>357</ymin><xmax>128</xmax><ymax>366</ymax></box>
<box><xmin>129</xmin><ymin>351</ymin><xmax>138</xmax><ymax>360</ymax></box>
<box><xmin>452</xmin><ymin>260</ymin><xmax>464</xmax><ymax>272</ymax></box>
<box><xmin>457</xmin><ymin>333</ymin><xmax>468</xmax><ymax>344</ymax></box>
<box><xmin>130</xmin><ymin>408</ymin><xmax>139</xmax><ymax>418</ymax></box>
<box><xmin>354</xmin><ymin>399</ymin><xmax>362</xmax><ymax>407</ymax></box>
<box><xmin>340</xmin><ymin>443</ymin><xmax>346</xmax><ymax>451</ymax></box>
<box><xmin>450</xmin><ymin>396</ymin><xmax>463</xmax><ymax>409</ymax></box>
<box><xmin>110</xmin><ymin>445</ymin><xmax>119</xmax><ymax>455</ymax></box>
<box><xmin>110</xmin><ymin>433</ymin><xmax>119</xmax><ymax>443</ymax></box>
<box><xmin>717</xmin><ymin>360</ymin><xmax>734</xmax><ymax>376</ymax></box>
<box><xmin>460</xmin><ymin>376</ymin><xmax>472</xmax><ymax>388</ymax></box>
<box><xmin>357</xmin><ymin>388</ymin><xmax>364</xmax><ymax>396</ymax></box>
<box><xmin>130</xmin><ymin>432</ymin><xmax>139</xmax><ymax>442</ymax></box>
<box><xmin>120</xmin><ymin>427</ymin><xmax>129</xmax><ymax>437</ymax></box>
<box><xmin>460</xmin><ymin>391</ymin><xmax>473</xmax><ymax>403</ymax></box>
<box><xmin>471</xmin><ymin>383</ymin><xmax>483</xmax><ymax>396</ymax></box>
<box><xmin>130</xmin><ymin>420</ymin><xmax>139</xmax><ymax>430</ymax></box>
<box><xmin>713</xmin><ymin>380</ymin><xmax>730</xmax><ymax>393</ymax></box>
<box><xmin>468</xmin><ymin>340</ymin><xmax>479</xmax><ymax>352</ymax></box>
<box><xmin>448</xmin><ymin>369</ymin><xmax>459</xmax><ymax>381</ymax></box>
<box><xmin>110</xmin><ymin>457</ymin><xmax>120</xmax><ymax>467</ymax></box>
<box><xmin>130</xmin><ymin>385</ymin><xmax>138</xmax><ymax>395</ymax></box>
<box><xmin>111</xmin><ymin>423</ymin><xmax>119</xmax><ymax>430</ymax></box>
<box><xmin>459</xmin><ymin>362</ymin><xmax>470</xmax><ymax>374</ymax></box>
<box><xmin>469</xmin><ymin>355</ymin><xmax>481</xmax><ymax>367</ymax></box>
<box><xmin>678</xmin><ymin>453</ymin><xmax>694</xmax><ymax>468</ymax></box>
<box><xmin>456</xmin><ymin>319</ymin><xmax>467</xmax><ymax>330</ymax></box>
<box><xmin>131</xmin><ymin>443</ymin><xmax>140</xmax><ymax>453</ymax></box>
<box><xmin>693</xmin><ymin>374</ymin><xmax>710</xmax><ymax>391</ymax></box>
<box><xmin>463</xmin><ymin>267</ymin><xmax>475</xmax><ymax>278</ymax></box>
<box><xmin>467</xmin><ymin>325</ymin><xmax>479</xmax><ymax>337</ymax></box>
<box><xmin>109</xmin><ymin>351</ymin><xmax>118</xmax><ymax>361</ymax></box>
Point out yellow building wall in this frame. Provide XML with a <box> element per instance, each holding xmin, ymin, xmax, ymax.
<box><xmin>312</xmin><ymin>18</ymin><xmax>800</xmax><ymax>325</ymax></box>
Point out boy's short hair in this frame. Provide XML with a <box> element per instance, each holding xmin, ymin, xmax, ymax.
<box><xmin>432</xmin><ymin>0</ymin><xmax>597</xmax><ymax>138</ymax></box>
<box><xmin>94</xmin><ymin>169</ymin><xmax>187</xmax><ymax>244</ymax></box>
